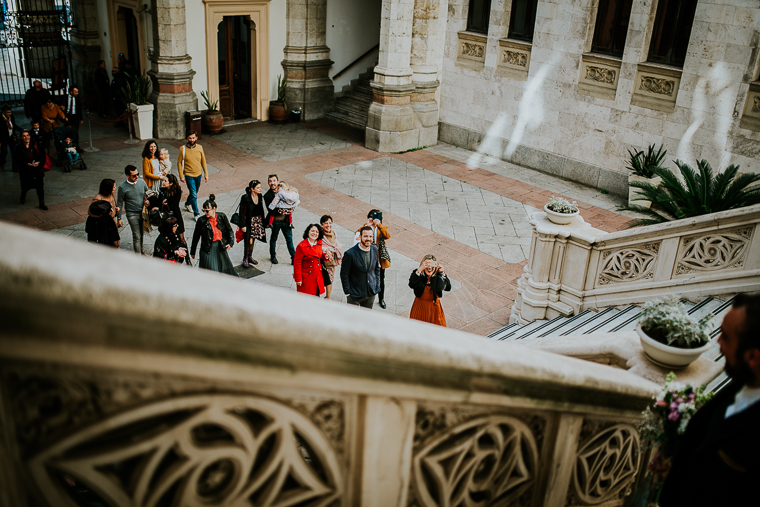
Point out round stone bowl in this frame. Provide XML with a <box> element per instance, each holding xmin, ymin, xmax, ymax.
<box><xmin>636</xmin><ymin>324</ymin><xmax>711</xmax><ymax>369</ymax></box>
<box><xmin>543</xmin><ymin>204</ymin><xmax>580</xmax><ymax>225</ymax></box>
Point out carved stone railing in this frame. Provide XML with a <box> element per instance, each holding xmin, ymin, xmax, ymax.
<box><xmin>0</xmin><ymin>222</ymin><xmax>658</xmax><ymax>506</ymax></box>
<box><xmin>511</xmin><ymin>204</ymin><xmax>760</xmax><ymax>324</ymax></box>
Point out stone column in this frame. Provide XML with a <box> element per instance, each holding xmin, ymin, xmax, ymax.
<box><xmin>409</xmin><ymin>0</ymin><xmax>443</xmax><ymax>147</ymax></box>
<box><xmin>281</xmin><ymin>0</ymin><xmax>334</xmax><ymax>120</ymax></box>
<box><xmin>69</xmin><ymin>0</ymin><xmax>101</xmax><ymax>108</ymax></box>
<box><xmin>148</xmin><ymin>0</ymin><xmax>197</xmax><ymax>139</ymax></box>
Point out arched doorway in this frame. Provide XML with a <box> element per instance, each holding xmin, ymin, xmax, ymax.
<box><xmin>217</xmin><ymin>16</ymin><xmax>254</xmax><ymax>120</ymax></box>
<box><xmin>116</xmin><ymin>6</ymin><xmax>140</xmax><ymax>73</ymax></box>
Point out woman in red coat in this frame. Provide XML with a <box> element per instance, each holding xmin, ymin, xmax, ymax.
<box><xmin>294</xmin><ymin>224</ymin><xmax>331</xmax><ymax>296</ymax></box>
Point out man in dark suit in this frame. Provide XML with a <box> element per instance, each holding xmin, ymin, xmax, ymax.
<box><xmin>340</xmin><ymin>226</ymin><xmax>381</xmax><ymax>308</ymax></box>
<box><xmin>0</xmin><ymin>105</ymin><xmax>23</xmax><ymax>171</ymax></box>
<box><xmin>23</xmin><ymin>80</ymin><xmax>51</xmax><ymax>122</ymax></box>
<box><xmin>659</xmin><ymin>293</ymin><xmax>760</xmax><ymax>506</ymax></box>
<box><xmin>58</xmin><ymin>86</ymin><xmax>83</xmax><ymax>136</ymax></box>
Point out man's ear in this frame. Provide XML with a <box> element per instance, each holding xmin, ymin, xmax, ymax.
<box><xmin>744</xmin><ymin>348</ymin><xmax>760</xmax><ymax>370</ymax></box>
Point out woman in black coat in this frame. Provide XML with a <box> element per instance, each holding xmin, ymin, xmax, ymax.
<box><xmin>239</xmin><ymin>179</ymin><xmax>267</xmax><ymax>267</ymax></box>
<box><xmin>409</xmin><ymin>254</ymin><xmax>451</xmax><ymax>327</ymax></box>
<box><xmin>85</xmin><ymin>200</ymin><xmax>120</xmax><ymax>247</ymax></box>
<box><xmin>190</xmin><ymin>194</ymin><xmax>238</xmax><ymax>276</ymax></box>
<box><xmin>159</xmin><ymin>174</ymin><xmax>185</xmax><ymax>238</ymax></box>
<box><xmin>15</xmin><ymin>131</ymin><xmax>47</xmax><ymax>210</ymax></box>
<box><xmin>153</xmin><ymin>217</ymin><xmax>188</xmax><ymax>263</ymax></box>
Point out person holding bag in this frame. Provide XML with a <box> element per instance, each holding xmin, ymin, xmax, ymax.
<box><xmin>293</xmin><ymin>224</ymin><xmax>331</xmax><ymax>297</ymax></box>
<box><xmin>177</xmin><ymin>130</ymin><xmax>208</xmax><ymax>219</ymax></box>
<box><xmin>153</xmin><ymin>217</ymin><xmax>188</xmax><ymax>263</ymax></box>
<box><xmin>238</xmin><ymin>180</ymin><xmax>267</xmax><ymax>268</ymax></box>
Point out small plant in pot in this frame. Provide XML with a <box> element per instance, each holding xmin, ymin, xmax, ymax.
<box><xmin>636</xmin><ymin>296</ymin><xmax>711</xmax><ymax>369</ymax></box>
<box><xmin>269</xmin><ymin>75</ymin><xmax>287</xmax><ymax>124</ymax></box>
<box><xmin>626</xmin><ymin>144</ymin><xmax>666</xmax><ymax>208</ymax></box>
<box><xmin>544</xmin><ymin>196</ymin><xmax>580</xmax><ymax>225</ymax></box>
<box><xmin>200</xmin><ymin>90</ymin><xmax>224</xmax><ymax>135</ymax></box>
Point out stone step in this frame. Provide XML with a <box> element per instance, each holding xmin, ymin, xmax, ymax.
<box><xmin>325</xmin><ymin>111</ymin><xmax>366</xmax><ymax>130</ymax></box>
<box><xmin>333</xmin><ymin>102</ymin><xmax>368</xmax><ymax>122</ymax></box>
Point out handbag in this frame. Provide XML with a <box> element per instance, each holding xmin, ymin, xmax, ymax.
<box><xmin>42</xmin><ymin>155</ymin><xmax>52</xmax><ymax>172</ymax></box>
<box><xmin>378</xmin><ymin>235</ymin><xmax>391</xmax><ymax>262</ymax></box>
<box><xmin>230</xmin><ymin>199</ymin><xmax>243</xmax><ymax>228</ymax></box>
<box><xmin>321</xmin><ymin>261</ymin><xmax>332</xmax><ymax>287</ymax></box>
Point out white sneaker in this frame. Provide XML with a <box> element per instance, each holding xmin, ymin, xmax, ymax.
<box><xmin>184</xmin><ymin>204</ymin><xmax>193</xmax><ymax>213</ymax></box>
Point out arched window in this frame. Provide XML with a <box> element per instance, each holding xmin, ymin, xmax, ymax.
<box><xmin>467</xmin><ymin>0</ymin><xmax>492</xmax><ymax>34</ymax></box>
<box><xmin>591</xmin><ymin>0</ymin><xmax>634</xmax><ymax>58</ymax></box>
<box><xmin>648</xmin><ymin>0</ymin><xmax>698</xmax><ymax>67</ymax></box>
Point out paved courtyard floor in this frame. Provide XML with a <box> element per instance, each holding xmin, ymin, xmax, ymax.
<box><xmin>0</xmin><ymin>114</ymin><xmax>634</xmax><ymax>335</ymax></box>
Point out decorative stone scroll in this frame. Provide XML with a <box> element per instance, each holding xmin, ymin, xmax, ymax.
<box><xmin>631</xmin><ymin>63</ymin><xmax>681</xmax><ymax>113</ymax></box>
<box><xmin>572</xmin><ymin>424</ymin><xmax>640</xmax><ymax>505</ymax></box>
<box><xmin>462</xmin><ymin>42</ymin><xmax>485</xmax><ymax>59</ymax></box>
<box><xmin>497</xmin><ymin>39</ymin><xmax>532</xmax><ymax>80</ymax></box>
<box><xmin>28</xmin><ymin>395</ymin><xmax>344</xmax><ymax>506</ymax></box>
<box><xmin>577</xmin><ymin>54</ymin><xmax>621</xmax><ymax>100</ymax></box>
<box><xmin>412</xmin><ymin>415</ymin><xmax>538</xmax><ymax>506</ymax></box>
<box><xmin>457</xmin><ymin>32</ymin><xmax>487</xmax><ymax>68</ymax></box>
<box><xmin>675</xmin><ymin>227</ymin><xmax>752</xmax><ymax>275</ymax></box>
<box><xmin>597</xmin><ymin>243</ymin><xmax>660</xmax><ymax>285</ymax></box>
<box><xmin>585</xmin><ymin>66</ymin><xmax>615</xmax><ymax>84</ymax></box>
<box><xmin>639</xmin><ymin>76</ymin><xmax>675</xmax><ymax>96</ymax></box>
<box><xmin>504</xmin><ymin>50</ymin><xmax>527</xmax><ymax>67</ymax></box>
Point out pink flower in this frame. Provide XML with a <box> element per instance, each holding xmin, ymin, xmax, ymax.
<box><xmin>670</xmin><ymin>402</ymin><xmax>679</xmax><ymax>410</ymax></box>
<box><xmin>676</xmin><ymin>397</ymin><xmax>684</xmax><ymax>403</ymax></box>
<box><xmin>668</xmin><ymin>411</ymin><xmax>680</xmax><ymax>421</ymax></box>
<box><xmin>689</xmin><ymin>393</ymin><xmax>696</xmax><ymax>399</ymax></box>
<box><xmin>657</xmin><ymin>400</ymin><xmax>667</xmax><ymax>407</ymax></box>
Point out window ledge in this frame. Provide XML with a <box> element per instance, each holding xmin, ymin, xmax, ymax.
<box><xmin>577</xmin><ymin>53</ymin><xmax>622</xmax><ymax>100</ymax></box>
<box><xmin>496</xmin><ymin>39</ymin><xmax>532</xmax><ymax>80</ymax></box>
<box><xmin>630</xmin><ymin>63</ymin><xmax>683</xmax><ymax>113</ymax></box>
<box><xmin>456</xmin><ymin>31</ymin><xmax>487</xmax><ymax>70</ymax></box>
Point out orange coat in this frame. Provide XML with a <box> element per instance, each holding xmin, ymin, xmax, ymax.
<box><xmin>293</xmin><ymin>239</ymin><xmax>327</xmax><ymax>296</ymax></box>
<box><xmin>40</xmin><ymin>102</ymin><xmax>65</xmax><ymax>132</ymax></box>
<box><xmin>142</xmin><ymin>157</ymin><xmax>161</xmax><ymax>186</ymax></box>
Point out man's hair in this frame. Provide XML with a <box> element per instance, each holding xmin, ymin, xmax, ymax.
<box><xmin>303</xmin><ymin>224</ymin><xmax>324</xmax><ymax>241</ymax></box>
<box><xmin>733</xmin><ymin>293</ymin><xmax>760</xmax><ymax>353</ymax></box>
<box><xmin>187</xmin><ymin>130</ymin><xmax>197</xmax><ymax>138</ymax></box>
<box><xmin>1</xmin><ymin>104</ymin><xmax>10</xmax><ymax>112</ymax></box>
<box><xmin>359</xmin><ymin>226</ymin><xmax>373</xmax><ymax>236</ymax></box>
<box><xmin>69</xmin><ymin>86</ymin><xmax>78</xmax><ymax>93</ymax></box>
<box><xmin>268</xmin><ymin>174</ymin><xmax>278</xmax><ymax>181</ymax></box>
<box><xmin>124</xmin><ymin>164</ymin><xmax>138</xmax><ymax>176</ymax></box>
<box><xmin>98</xmin><ymin>60</ymin><xmax>105</xmax><ymax>66</ymax></box>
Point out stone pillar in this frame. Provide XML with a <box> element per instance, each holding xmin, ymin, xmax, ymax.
<box><xmin>148</xmin><ymin>0</ymin><xmax>197</xmax><ymax>139</ymax></box>
<box><xmin>69</xmin><ymin>0</ymin><xmax>101</xmax><ymax>108</ymax></box>
<box><xmin>410</xmin><ymin>0</ymin><xmax>443</xmax><ymax>147</ymax></box>
<box><xmin>282</xmin><ymin>0</ymin><xmax>334</xmax><ymax>120</ymax></box>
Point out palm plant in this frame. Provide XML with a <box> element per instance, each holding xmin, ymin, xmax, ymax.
<box><xmin>627</xmin><ymin>144</ymin><xmax>667</xmax><ymax>178</ymax></box>
<box><xmin>617</xmin><ymin>159</ymin><xmax>760</xmax><ymax>227</ymax></box>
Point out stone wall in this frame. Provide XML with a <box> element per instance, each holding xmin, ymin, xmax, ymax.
<box><xmin>438</xmin><ymin>0</ymin><xmax>760</xmax><ymax>197</ymax></box>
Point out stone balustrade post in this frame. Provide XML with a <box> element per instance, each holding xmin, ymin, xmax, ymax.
<box><xmin>69</xmin><ymin>0</ymin><xmax>101</xmax><ymax>106</ymax></box>
<box><xmin>148</xmin><ymin>0</ymin><xmax>197</xmax><ymax>139</ymax></box>
<box><xmin>282</xmin><ymin>0</ymin><xmax>334</xmax><ymax>120</ymax></box>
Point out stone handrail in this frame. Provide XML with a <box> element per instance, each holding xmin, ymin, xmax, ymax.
<box><xmin>0</xmin><ymin>222</ymin><xmax>657</xmax><ymax>506</ymax></box>
<box><xmin>511</xmin><ymin>204</ymin><xmax>760</xmax><ymax>324</ymax></box>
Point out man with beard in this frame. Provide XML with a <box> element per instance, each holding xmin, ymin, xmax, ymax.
<box><xmin>177</xmin><ymin>130</ymin><xmax>208</xmax><ymax>219</ymax></box>
<box><xmin>659</xmin><ymin>293</ymin><xmax>760</xmax><ymax>506</ymax></box>
<box><xmin>264</xmin><ymin>173</ymin><xmax>295</xmax><ymax>265</ymax></box>
<box><xmin>341</xmin><ymin>226</ymin><xmax>381</xmax><ymax>308</ymax></box>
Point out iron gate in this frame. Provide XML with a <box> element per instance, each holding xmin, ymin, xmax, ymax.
<box><xmin>0</xmin><ymin>0</ymin><xmax>73</xmax><ymax>106</ymax></box>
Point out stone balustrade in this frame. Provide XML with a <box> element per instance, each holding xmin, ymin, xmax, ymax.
<box><xmin>0</xmin><ymin>222</ymin><xmax>658</xmax><ymax>506</ymax></box>
<box><xmin>511</xmin><ymin>204</ymin><xmax>760</xmax><ymax>325</ymax></box>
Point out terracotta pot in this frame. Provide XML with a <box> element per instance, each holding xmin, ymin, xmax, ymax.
<box><xmin>202</xmin><ymin>110</ymin><xmax>224</xmax><ymax>134</ymax></box>
<box><xmin>269</xmin><ymin>102</ymin><xmax>287</xmax><ymax>124</ymax></box>
<box><xmin>543</xmin><ymin>204</ymin><xmax>580</xmax><ymax>225</ymax></box>
<box><xmin>636</xmin><ymin>324</ymin><xmax>711</xmax><ymax>369</ymax></box>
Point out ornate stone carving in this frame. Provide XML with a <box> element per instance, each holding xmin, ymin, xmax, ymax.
<box><xmin>28</xmin><ymin>395</ymin><xmax>344</xmax><ymax>506</ymax></box>
<box><xmin>598</xmin><ymin>243</ymin><xmax>660</xmax><ymax>285</ymax></box>
<box><xmin>572</xmin><ymin>424</ymin><xmax>640</xmax><ymax>505</ymax></box>
<box><xmin>676</xmin><ymin>227</ymin><xmax>752</xmax><ymax>275</ymax></box>
<box><xmin>503</xmin><ymin>50</ymin><xmax>527</xmax><ymax>67</ymax></box>
<box><xmin>752</xmin><ymin>96</ymin><xmax>760</xmax><ymax>113</ymax></box>
<box><xmin>639</xmin><ymin>76</ymin><xmax>675</xmax><ymax>96</ymax></box>
<box><xmin>412</xmin><ymin>416</ymin><xmax>538</xmax><ymax>506</ymax></box>
<box><xmin>585</xmin><ymin>66</ymin><xmax>615</xmax><ymax>84</ymax></box>
<box><xmin>462</xmin><ymin>42</ymin><xmax>485</xmax><ymax>59</ymax></box>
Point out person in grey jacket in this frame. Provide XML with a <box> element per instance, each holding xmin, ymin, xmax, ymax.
<box><xmin>340</xmin><ymin>226</ymin><xmax>381</xmax><ymax>308</ymax></box>
<box><xmin>116</xmin><ymin>165</ymin><xmax>149</xmax><ymax>254</ymax></box>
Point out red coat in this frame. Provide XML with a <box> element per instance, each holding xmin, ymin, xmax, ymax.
<box><xmin>293</xmin><ymin>239</ymin><xmax>327</xmax><ymax>296</ymax></box>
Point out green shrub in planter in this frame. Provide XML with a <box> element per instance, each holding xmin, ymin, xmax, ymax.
<box><xmin>638</xmin><ymin>296</ymin><xmax>709</xmax><ymax>349</ymax></box>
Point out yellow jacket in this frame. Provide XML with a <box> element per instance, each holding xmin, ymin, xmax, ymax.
<box><xmin>177</xmin><ymin>144</ymin><xmax>208</xmax><ymax>179</ymax></box>
<box><xmin>142</xmin><ymin>157</ymin><xmax>161</xmax><ymax>185</ymax></box>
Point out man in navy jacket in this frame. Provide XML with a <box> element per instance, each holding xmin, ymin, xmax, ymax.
<box><xmin>340</xmin><ymin>226</ymin><xmax>381</xmax><ymax>308</ymax></box>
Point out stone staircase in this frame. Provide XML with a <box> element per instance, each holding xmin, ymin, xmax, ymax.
<box><xmin>326</xmin><ymin>67</ymin><xmax>374</xmax><ymax>130</ymax></box>
<box><xmin>489</xmin><ymin>296</ymin><xmax>733</xmax><ymax>392</ymax></box>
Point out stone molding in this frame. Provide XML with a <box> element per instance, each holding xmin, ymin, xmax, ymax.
<box><xmin>456</xmin><ymin>31</ymin><xmax>487</xmax><ymax>70</ymax></box>
<box><xmin>739</xmin><ymin>81</ymin><xmax>760</xmax><ymax>132</ymax></box>
<box><xmin>577</xmin><ymin>53</ymin><xmax>622</xmax><ymax>101</ymax></box>
<box><xmin>510</xmin><ymin>205</ymin><xmax>760</xmax><ymax>324</ymax></box>
<box><xmin>630</xmin><ymin>63</ymin><xmax>682</xmax><ymax>113</ymax></box>
<box><xmin>496</xmin><ymin>39</ymin><xmax>532</xmax><ymax>80</ymax></box>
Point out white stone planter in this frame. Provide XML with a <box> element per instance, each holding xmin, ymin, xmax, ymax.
<box><xmin>129</xmin><ymin>103</ymin><xmax>154</xmax><ymax>140</ymax></box>
<box><xmin>543</xmin><ymin>204</ymin><xmax>580</xmax><ymax>225</ymax></box>
<box><xmin>628</xmin><ymin>174</ymin><xmax>662</xmax><ymax>208</ymax></box>
<box><xmin>636</xmin><ymin>324</ymin><xmax>711</xmax><ymax>370</ymax></box>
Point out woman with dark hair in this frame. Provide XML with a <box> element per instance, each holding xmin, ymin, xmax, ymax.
<box><xmin>85</xmin><ymin>200</ymin><xmax>120</xmax><ymax>247</ymax></box>
<box><xmin>293</xmin><ymin>224</ymin><xmax>331</xmax><ymax>296</ymax></box>
<box><xmin>159</xmin><ymin>174</ymin><xmax>185</xmax><ymax>239</ymax></box>
<box><xmin>409</xmin><ymin>254</ymin><xmax>451</xmax><ymax>327</ymax></box>
<box><xmin>239</xmin><ymin>179</ymin><xmax>267</xmax><ymax>268</ymax></box>
<box><xmin>16</xmin><ymin>131</ymin><xmax>46</xmax><ymax>210</ymax></box>
<box><xmin>190</xmin><ymin>194</ymin><xmax>238</xmax><ymax>276</ymax></box>
<box><xmin>141</xmin><ymin>140</ymin><xmax>163</xmax><ymax>191</ymax></box>
<box><xmin>153</xmin><ymin>217</ymin><xmax>187</xmax><ymax>262</ymax></box>
<box><xmin>320</xmin><ymin>215</ymin><xmax>342</xmax><ymax>300</ymax></box>
<box><xmin>91</xmin><ymin>178</ymin><xmax>120</xmax><ymax>247</ymax></box>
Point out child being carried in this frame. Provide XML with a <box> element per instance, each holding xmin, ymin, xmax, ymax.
<box><xmin>158</xmin><ymin>148</ymin><xmax>172</xmax><ymax>175</ymax></box>
<box><xmin>267</xmin><ymin>181</ymin><xmax>300</xmax><ymax>228</ymax></box>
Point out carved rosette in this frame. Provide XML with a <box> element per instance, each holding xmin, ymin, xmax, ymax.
<box><xmin>28</xmin><ymin>395</ymin><xmax>344</xmax><ymax>506</ymax></box>
<box><xmin>585</xmin><ymin>66</ymin><xmax>615</xmax><ymax>84</ymax></box>
<box><xmin>412</xmin><ymin>416</ymin><xmax>539</xmax><ymax>506</ymax></box>
<box><xmin>461</xmin><ymin>42</ymin><xmax>485</xmax><ymax>59</ymax></box>
<box><xmin>571</xmin><ymin>424</ymin><xmax>640</xmax><ymax>505</ymax></box>
<box><xmin>597</xmin><ymin>243</ymin><xmax>660</xmax><ymax>285</ymax></box>
<box><xmin>675</xmin><ymin>227</ymin><xmax>752</xmax><ymax>275</ymax></box>
<box><xmin>639</xmin><ymin>76</ymin><xmax>675</xmax><ymax>96</ymax></box>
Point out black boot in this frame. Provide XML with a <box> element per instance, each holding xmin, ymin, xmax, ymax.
<box><xmin>37</xmin><ymin>187</ymin><xmax>47</xmax><ymax>210</ymax></box>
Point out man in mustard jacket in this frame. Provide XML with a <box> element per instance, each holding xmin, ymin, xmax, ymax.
<box><xmin>177</xmin><ymin>130</ymin><xmax>208</xmax><ymax>219</ymax></box>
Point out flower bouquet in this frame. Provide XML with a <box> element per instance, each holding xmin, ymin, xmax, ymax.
<box><xmin>635</xmin><ymin>373</ymin><xmax>713</xmax><ymax>504</ymax></box>
<box><xmin>543</xmin><ymin>196</ymin><xmax>580</xmax><ymax>224</ymax></box>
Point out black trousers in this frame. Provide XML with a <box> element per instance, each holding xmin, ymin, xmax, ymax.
<box><xmin>378</xmin><ymin>268</ymin><xmax>386</xmax><ymax>302</ymax></box>
<box><xmin>20</xmin><ymin>171</ymin><xmax>44</xmax><ymax>205</ymax></box>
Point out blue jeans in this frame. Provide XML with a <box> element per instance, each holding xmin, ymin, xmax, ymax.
<box><xmin>269</xmin><ymin>220</ymin><xmax>295</xmax><ymax>260</ymax></box>
<box><xmin>184</xmin><ymin>174</ymin><xmax>202</xmax><ymax>215</ymax></box>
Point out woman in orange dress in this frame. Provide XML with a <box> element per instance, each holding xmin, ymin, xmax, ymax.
<box><xmin>409</xmin><ymin>254</ymin><xmax>451</xmax><ymax>326</ymax></box>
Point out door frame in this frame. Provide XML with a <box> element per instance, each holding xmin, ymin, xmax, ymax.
<box><xmin>204</xmin><ymin>0</ymin><xmax>269</xmax><ymax>120</ymax></box>
<box><xmin>107</xmin><ymin>0</ymin><xmax>147</xmax><ymax>72</ymax></box>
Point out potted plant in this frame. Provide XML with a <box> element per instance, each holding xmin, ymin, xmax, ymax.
<box><xmin>627</xmin><ymin>144</ymin><xmax>666</xmax><ymax>208</ymax></box>
<box><xmin>616</xmin><ymin>159</ymin><xmax>760</xmax><ymax>228</ymax></box>
<box><xmin>543</xmin><ymin>196</ymin><xmax>580</xmax><ymax>225</ymax></box>
<box><xmin>200</xmin><ymin>91</ymin><xmax>224</xmax><ymax>135</ymax></box>
<box><xmin>269</xmin><ymin>74</ymin><xmax>287</xmax><ymax>124</ymax></box>
<box><xmin>635</xmin><ymin>296</ymin><xmax>711</xmax><ymax>369</ymax></box>
<box><xmin>121</xmin><ymin>73</ymin><xmax>154</xmax><ymax>140</ymax></box>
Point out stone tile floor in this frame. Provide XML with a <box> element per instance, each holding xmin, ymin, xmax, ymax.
<box><xmin>1</xmin><ymin>115</ymin><xmax>635</xmax><ymax>335</ymax></box>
